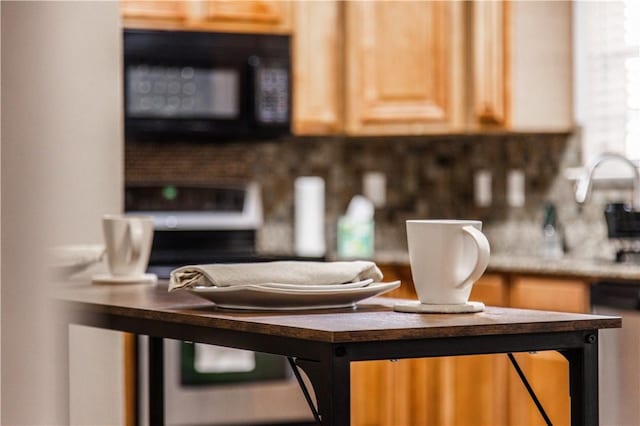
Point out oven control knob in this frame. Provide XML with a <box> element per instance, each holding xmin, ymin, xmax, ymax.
<box><xmin>165</xmin><ymin>215</ymin><xmax>178</xmax><ymax>229</ymax></box>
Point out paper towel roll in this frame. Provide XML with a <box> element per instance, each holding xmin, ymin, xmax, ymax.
<box><xmin>294</xmin><ymin>176</ymin><xmax>326</xmax><ymax>257</ymax></box>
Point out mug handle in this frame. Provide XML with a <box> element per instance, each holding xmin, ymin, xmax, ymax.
<box><xmin>455</xmin><ymin>225</ymin><xmax>491</xmax><ymax>289</ymax></box>
<box><xmin>126</xmin><ymin>218</ymin><xmax>144</xmax><ymax>265</ymax></box>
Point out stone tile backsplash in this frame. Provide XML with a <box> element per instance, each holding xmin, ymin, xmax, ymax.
<box><xmin>126</xmin><ymin>133</ymin><xmax>633</xmax><ymax>260</ymax></box>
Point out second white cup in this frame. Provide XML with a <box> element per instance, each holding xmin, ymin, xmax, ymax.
<box><xmin>102</xmin><ymin>214</ymin><xmax>154</xmax><ymax>277</ymax></box>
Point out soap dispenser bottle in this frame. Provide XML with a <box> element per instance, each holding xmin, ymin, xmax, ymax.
<box><xmin>542</xmin><ymin>202</ymin><xmax>564</xmax><ymax>259</ymax></box>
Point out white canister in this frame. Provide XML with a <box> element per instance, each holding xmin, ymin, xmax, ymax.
<box><xmin>294</xmin><ymin>176</ymin><xmax>326</xmax><ymax>257</ymax></box>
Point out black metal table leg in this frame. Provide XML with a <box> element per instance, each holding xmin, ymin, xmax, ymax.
<box><xmin>561</xmin><ymin>331</ymin><xmax>599</xmax><ymax>426</ymax></box>
<box><xmin>294</xmin><ymin>347</ymin><xmax>351</xmax><ymax>426</ymax></box>
<box><xmin>148</xmin><ymin>336</ymin><xmax>165</xmax><ymax>426</ymax></box>
<box><xmin>287</xmin><ymin>357</ymin><xmax>322</xmax><ymax>424</ymax></box>
<box><xmin>507</xmin><ymin>353</ymin><xmax>553</xmax><ymax>425</ymax></box>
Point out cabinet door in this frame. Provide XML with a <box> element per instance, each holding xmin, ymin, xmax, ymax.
<box><xmin>292</xmin><ymin>1</ymin><xmax>342</xmax><ymax>135</ymax></box>
<box><xmin>122</xmin><ymin>0</ymin><xmax>292</xmax><ymax>33</ymax></box>
<box><xmin>344</xmin><ymin>1</ymin><xmax>465</xmax><ymax>135</ymax></box>
<box><xmin>377</xmin><ymin>263</ymin><xmax>416</xmax><ymax>300</ymax></box>
<box><xmin>508</xmin><ymin>276</ymin><xmax>590</xmax><ymax>426</ymax></box>
<box><xmin>121</xmin><ymin>0</ymin><xmax>188</xmax><ymax>29</ymax></box>
<box><xmin>471</xmin><ymin>0</ymin><xmax>508</xmax><ymax>127</ymax></box>
<box><xmin>510</xmin><ymin>276</ymin><xmax>590</xmax><ymax>314</ymax></box>
<box><xmin>470</xmin><ymin>273</ymin><xmax>508</xmax><ymax>307</ymax></box>
<box><xmin>351</xmin><ymin>358</ymin><xmax>442</xmax><ymax>426</ymax></box>
<box><xmin>353</xmin><ymin>270</ymin><xmax>508</xmax><ymax>425</ymax></box>
<box><xmin>438</xmin><ymin>274</ymin><xmax>509</xmax><ymax>426</ymax></box>
<box><xmin>505</xmin><ymin>0</ymin><xmax>573</xmax><ymax>131</ymax></box>
<box><xmin>351</xmin><ymin>264</ymin><xmax>441</xmax><ymax>425</ymax></box>
<box><xmin>203</xmin><ymin>0</ymin><xmax>292</xmax><ymax>33</ymax></box>
<box><xmin>121</xmin><ymin>0</ymin><xmax>185</xmax><ymax>18</ymax></box>
<box><xmin>470</xmin><ymin>0</ymin><xmax>572</xmax><ymax>131</ymax></box>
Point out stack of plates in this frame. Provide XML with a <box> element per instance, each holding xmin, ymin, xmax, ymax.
<box><xmin>50</xmin><ymin>244</ymin><xmax>105</xmax><ymax>277</ymax></box>
<box><xmin>188</xmin><ymin>278</ymin><xmax>400</xmax><ymax>311</ymax></box>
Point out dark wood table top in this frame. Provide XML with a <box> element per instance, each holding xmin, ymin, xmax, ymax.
<box><xmin>56</xmin><ymin>280</ymin><xmax>621</xmax><ymax>344</ymax></box>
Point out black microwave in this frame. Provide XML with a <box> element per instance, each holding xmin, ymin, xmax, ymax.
<box><xmin>124</xmin><ymin>29</ymin><xmax>291</xmax><ymax>140</ymax></box>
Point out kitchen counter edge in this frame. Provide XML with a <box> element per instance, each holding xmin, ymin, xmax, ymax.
<box><xmin>372</xmin><ymin>251</ymin><xmax>640</xmax><ymax>283</ymax></box>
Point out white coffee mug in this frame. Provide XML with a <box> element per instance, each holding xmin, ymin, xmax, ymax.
<box><xmin>405</xmin><ymin>220</ymin><xmax>490</xmax><ymax>306</ymax></box>
<box><xmin>102</xmin><ymin>214</ymin><xmax>154</xmax><ymax>277</ymax></box>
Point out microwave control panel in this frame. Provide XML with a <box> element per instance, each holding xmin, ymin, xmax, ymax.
<box><xmin>255</xmin><ymin>67</ymin><xmax>289</xmax><ymax>124</ymax></box>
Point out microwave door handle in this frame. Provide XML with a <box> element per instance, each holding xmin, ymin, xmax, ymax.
<box><xmin>247</xmin><ymin>56</ymin><xmax>261</xmax><ymax>126</ymax></box>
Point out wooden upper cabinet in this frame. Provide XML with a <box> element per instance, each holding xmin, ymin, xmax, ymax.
<box><xmin>509</xmin><ymin>0</ymin><xmax>573</xmax><ymax>131</ymax></box>
<box><xmin>121</xmin><ymin>0</ymin><xmax>188</xmax><ymax>29</ymax></box>
<box><xmin>122</xmin><ymin>1</ymin><xmax>572</xmax><ymax>135</ymax></box>
<box><xmin>121</xmin><ymin>0</ymin><xmax>292</xmax><ymax>34</ymax></box>
<box><xmin>201</xmin><ymin>0</ymin><xmax>292</xmax><ymax>33</ymax></box>
<box><xmin>471</xmin><ymin>0</ymin><xmax>508</xmax><ymax>127</ymax></box>
<box><xmin>295</xmin><ymin>0</ymin><xmax>572</xmax><ymax>135</ymax></box>
<box><xmin>121</xmin><ymin>1</ymin><xmax>186</xmax><ymax>20</ymax></box>
<box><xmin>470</xmin><ymin>0</ymin><xmax>573</xmax><ymax>132</ymax></box>
<box><xmin>292</xmin><ymin>1</ymin><xmax>342</xmax><ymax>135</ymax></box>
<box><xmin>344</xmin><ymin>1</ymin><xmax>465</xmax><ymax>135</ymax></box>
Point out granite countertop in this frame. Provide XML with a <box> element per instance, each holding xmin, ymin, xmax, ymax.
<box><xmin>373</xmin><ymin>251</ymin><xmax>640</xmax><ymax>283</ymax></box>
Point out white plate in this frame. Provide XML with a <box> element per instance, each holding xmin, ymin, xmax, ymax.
<box><xmin>92</xmin><ymin>273</ymin><xmax>157</xmax><ymax>285</ymax></box>
<box><xmin>51</xmin><ymin>244</ymin><xmax>105</xmax><ymax>276</ymax></box>
<box><xmin>187</xmin><ymin>280</ymin><xmax>400</xmax><ymax>311</ymax></box>
<box><xmin>192</xmin><ymin>278</ymin><xmax>374</xmax><ymax>292</ymax></box>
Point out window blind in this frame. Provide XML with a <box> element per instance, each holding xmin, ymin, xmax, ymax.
<box><xmin>576</xmin><ymin>0</ymin><xmax>640</xmax><ymax>164</ymax></box>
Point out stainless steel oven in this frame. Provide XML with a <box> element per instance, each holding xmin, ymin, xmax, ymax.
<box><xmin>137</xmin><ymin>338</ymin><xmax>314</xmax><ymax>426</ymax></box>
<box><xmin>125</xmin><ymin>182</ymin><xmax>264</xmax><ymax>276</ymax></box>
<box><xmin>127</xmin><ymin>183</ymin><xmax>316</xmax><ymax>425</ymax></box>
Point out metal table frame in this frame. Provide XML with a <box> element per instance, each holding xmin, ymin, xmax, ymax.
<box><xmin>68</xmin><ymin>308</ymin><xmax>601</xmax><ymax>426</ymax></box>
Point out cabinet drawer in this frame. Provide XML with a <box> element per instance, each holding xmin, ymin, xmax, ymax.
<box><xmin>509</xmin><ymin>276</ymin><xmax>590</xmax><ymax>313</ymax></box>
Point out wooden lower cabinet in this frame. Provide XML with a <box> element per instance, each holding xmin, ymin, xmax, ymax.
<box><xmin>439</xmin><ymin>354</ymin><xmax>508</xmax><ymax>426</ymax></box>
<box><xmin>507</xmin><ymin>276</ymin><xmax>590</xmax><ymax>426</ymax></box>
<box><xmin>507</xmin><ymin>351</ymin><xmax>571</xmax><ymax>426</ymax></box>
<box><xmin>439</xmin><ymin>274</ymin><xmax>509</xmax><ymax>426</ymax></box>
<box><xmin>351</xmin><ymin>272</ymin><xmax>509</xmax><ymax>425</ymax></box>
<box><xmin>509</xmin><ymin>276</ymin><xmax>590</xmax><ymax>314</ymax></box>
<box><xmin>351</xmin><ymin>358</ymin><xmax>442</xmax><ymax>425</ymax></box>
<box><xmin>352</xmin><ymin>268</ymin><xmax>590</xmax><ymax>425</ymax></box>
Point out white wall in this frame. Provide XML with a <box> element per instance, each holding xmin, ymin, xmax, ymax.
<box><xmin>0</xmin><ymin>1</ymin><xmax>3</xmax><ymax>413</ymax></box>
<box><xmin>1</xmin><ymin>1</ymin><xmax>124</xmax><ymax>424</ymax></box>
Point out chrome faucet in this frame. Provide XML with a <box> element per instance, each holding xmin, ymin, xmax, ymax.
<box><xmin>575</xmin><ymin>152</ymin><xmax>640</xmax><ymax>211</ymax></box>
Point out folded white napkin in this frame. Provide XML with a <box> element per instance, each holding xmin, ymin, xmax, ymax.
<box><xmin>169</xmin><ymin>260</ymin><xmax>383</xmax><ymax>292</ymax></box>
